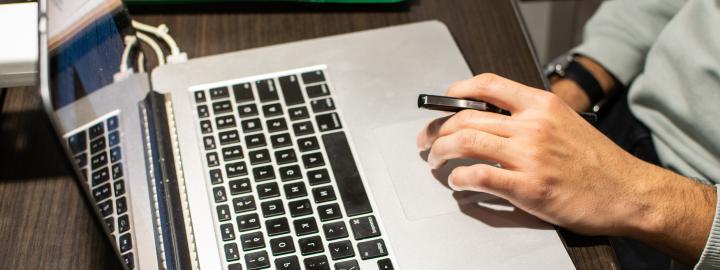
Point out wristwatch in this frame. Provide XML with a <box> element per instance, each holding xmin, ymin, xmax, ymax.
<box><xmin>544</xmin><ymin>55</ymin><xmax>605</xmax><ymax>107</ymax></box>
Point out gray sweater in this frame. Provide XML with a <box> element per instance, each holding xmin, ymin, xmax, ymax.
<box><xmin>572</xmin><ymin>0</ymin><xmax>720</xmax><ymax>268</ymax></box>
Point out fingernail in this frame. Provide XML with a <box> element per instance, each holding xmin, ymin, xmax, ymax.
<box><xmin>449</xmin><ymin>182</ymin><xmax>463</xmax><ymax>192</ymax></box>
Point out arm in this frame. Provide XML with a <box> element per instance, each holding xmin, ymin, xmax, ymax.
<box><xmin>417</xmin><ymin>74</ymin><xmax>716</xmax><ymax>264</ymax></box>
<box><xmin>553</xmin><ymin>0</ymin><xmax>685</xmax><ymax>111</ymax></box>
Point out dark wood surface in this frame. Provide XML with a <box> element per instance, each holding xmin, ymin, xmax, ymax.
<box><xmin>0</xmin><ymin>0</ymin><xmax>619</xmax><ymax>269</ymax></box>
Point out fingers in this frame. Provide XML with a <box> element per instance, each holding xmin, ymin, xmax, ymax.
<box><xmin>448</xmin><ymin>164</ymin><xmax>524</xmax><ymax>200</ymax></box>
<box><xmin>427</xmin><ymin>129</ymin><xmax>512</xmax><ymax>169</ymax></box>
<box><xmin>446</xmin><ymin>73</ymin><xmax>546</xmax><ymax>113</ymax></box>
<box><xmin>416</xmin><ymin>109</ymin><xmax>513</xmax><ymax>150</ymax></box>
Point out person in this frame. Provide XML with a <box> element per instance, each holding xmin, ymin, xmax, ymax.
<box><xmin>416</xmin><ymin>0</ymin><xmax>720</xmax><ymax>269</ymax></box>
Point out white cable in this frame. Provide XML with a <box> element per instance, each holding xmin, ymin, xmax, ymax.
<box><xmin>137</xmin><ymin>52</ymin><xmax>145</xmax><ymax>73</ymax></box>
<box><xmin>136</xmin><ymin>31</ymin><xmax>165</xmax><ymax>66</ymax></box>
<box><xmin>132</xmin><ymin>20</ymin><xmax>180</xmax><ymax>56</ymax></box>
<box><xmin>120</xmin><ymin>35</ymin><xmax>138</xmax><ymax>72</ymax></box>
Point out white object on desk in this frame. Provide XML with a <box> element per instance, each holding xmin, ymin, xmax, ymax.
<box><xmin>0</xmin><ymin>2</ymin><xmax>38</xmax><ymax>88</ymax></box>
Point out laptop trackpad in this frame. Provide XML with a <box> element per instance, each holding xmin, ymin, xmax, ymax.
<box><xmin>374</xmin><ymin>119</ymin><xmax>506</xmax><ymax>221</ymax></box>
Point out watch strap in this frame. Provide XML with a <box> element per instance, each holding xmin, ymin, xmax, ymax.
<box><xmin>564</xmin><ymin>59</ymin><xmax>605</xmax><ymax>106</ymax></box>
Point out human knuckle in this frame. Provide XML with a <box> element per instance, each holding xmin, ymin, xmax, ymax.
<box><xmin>474</xmin><ymin>73</ymin><xmax>501</xmax><ymax>88</ymax></box>
<box><xmin>456</xmin><ymin>130</ymin><xmax>480</xmax><ymax>150</ymax></box>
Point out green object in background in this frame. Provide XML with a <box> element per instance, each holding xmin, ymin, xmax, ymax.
<box><xmin>126</xmin><ymin>0</ymin><xmax>404</xmax><ymax>4</ymax></box>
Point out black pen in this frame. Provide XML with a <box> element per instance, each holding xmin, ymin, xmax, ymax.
<box><xmin>417</xmin><ymin>94</ymin><xmax>597</xmax><ymax>123</ymax></box>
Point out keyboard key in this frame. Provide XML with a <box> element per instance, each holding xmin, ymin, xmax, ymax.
<box><xmin>249</xmin><ymin>149</ymin><xmax>271</xmax><ymax>165</ymax></box>
<box><xmin>238</xmin><ymin>104</ymin><xmax>259</xmax><ymax>118</ymax></box>
<box><xmin>266</xmin><ymin>217</ymin><xmax>290</xmax><ymax>236</ymax></box>
<box><xmin>74</xmin><ymin>154</ymin><xmax>87</xmax><ymax>168</ymax></box>
<box><xmin>228</xmin><ymin>263</ymin><xmax>243</xmax><ymax>270</ymax></box>
<box><xmin>118</xmin><ymin>214</ymin><xmax>130</xmax><ymax>233</ymax></box>
<box><xmin>209</xmin><ymin>87</ymin><xmax>230</xmax><ymax>100</ymax></box>
<box><xmin>293</xmin><ymin>217</ymin><xmax>319</xmax><ymax>236</ymax></box>
<box><xmin>236</xmin><ymin>213</ymin><xmax>261</xmax><ymax>231</ymax></box>
<box><xmin>301</xmin><ymin>70</ymin><xmax>326</xmax><ymax>85</ymax></box>
<box><xmin>114</xmin><ymin>180</ymin><xmax>125</xmax><ymax>196</ymax></box>
<box><xmin>306</xmin><ymin>84</ymin><xmax>330</xmax><ymax>98</ymax></box>
<box><xmin>216</xmin><ymin>115</ymin><xmax>237</xmax><ymax>129</ymax></box>
<box><xmin>119</xmin><ymin>233</ymin><xmax>132</xmax><ymax>253</ymax></box>
<box><xmin>232</xmin><ymin>83</ymin><xmax>254</xmax><ymax>103</ymax></box>
<box><xmin>229</xmin><ymin>178</ymin><xmax>252</xmax><ymax>195</ymax></box>
<box><xmin>317</xmin><ymin>203</ymin><xmax>342</xmax><ymax>221</ymax></box>
<box><xmin>212</xmin><ymin>100</ymin><xmax>233</xmax><ymax>114</ymax></box>
<box><xmin>224</xmin><ymin>243</ymin><xmax>240</xmax><ymax>261</ymax></box>
<box><xmin>288</xmin><ymin>199</ymin><xmax>313</xmax><ymax>217</ymax></box>
<box><xmin>288</xmin><ymin>107</ymin><xmax>309</xmax><ymax>121</ymax></box>
<box><xmin>297</xmin><ymin>137</ymin><xmax>319</xmax><ymax>152</ymax></box>
<box><xmin>292</xmin><ymin>121</ymin><xmax>314</xmax><ymax>137</ymax></box>
<box><xmin>232</xmin><ymin>195</ymin><xmax>256</xmax><ymax>213</ymax></box>
<box><xmin>226</xmin><ymin>162</ymin><xmax>248</xmax><ymax>177</ymax></box>
<box><xmin>357</xmin><ymin>239</ymin><xmax>388</xmax><ymax>260</ymax></box>
<box><xmin>302</xmin><ymin>152</ymin><xmax>325</xmax><ymax>169</ymax></box>
<box><xmin>266</xmin><ymin>118</ymin><xmax>288</xmax><ymax>133</ymax></box>
<box><xmin>299</xmin><ymin>236</ymin><xmax>324</xmax><ymax>256</ymax></box>
<box><xmin>279</xmin><ymin>75</ymin><xmax>304</xmax><ymax>106</ymax></box>
<box><xmin>279</xmin><ymin>165</ymin><xmax>302</xmax><ymax>182</ymax></box>
<box><xmin>123</xmin><ymin>253</ymin><xmax>135</xmax><ymax>270</ymax></box>
<box><xmin>199</xmin><ymin>120</ymin><xmax>213</xmax><ymax>134</ymax></box>
<box><xmin>67</xmin><ymin>132</ymin><xmax>87</xmax><ymax>154</ymax></box>
<box><xmin>213</xmin><ymin>186</ymin><xmax>228</xmax><ymax>203</ymax></box>
<box><xmin>322</xmin><ymin>221</ymin><xmax>349</xmax><ymax>240</ymax></box>
<box><xmin>270</xmin><ymin>236</ymin><xmax>296</xmax><ymax>256</ymax></box>
<box><xmin>219</xmin><ymin>130</ymin><xmax>241</xmax><ymax>145</ymax></box>
<box><xmin>252</xmin><ymin>165</ymin><xmax>275</xmax><ymax>182</ymax></box>
<box><xmin>116</xmin><ymin>196</ymin><xmax>128</xmax><ymax>214</ymax></box>
<box><xmin>194</xmin><ymin>90</ymin><xmax>207</xmax><ymax>103</ymax></box>
<box><xmin>275</xmin><ymin>256</ymin><xmax>301</xmax><ymax>270</ymax></box>
<box><xmin>303</xmin><ymin>255</ymin><xmax>330</xmax><ymax>270</ymax></box>
<box><xmin>242</xmin><ymin>118</ymin><xmax>263</xmax><ymax>133</ymax></box>
<box><xmin>312</xmin><ymin>185</ymin><xmax>336</xmax><ymax>203</ymax></box>
<box><xmin>89</xmin><ymin>122</ymin><xmax>105</xmax><ymax>140</ymax></box>
<box><xmin>93</xmin><ymin>183</ymin><xmax>112</xmax><ymax>202</ymax></box>
<box><xmin>270</xmin><ymin>133</ymin><xmax>292</xmax><ymax>149</ymax></box>
<box><xmin>307</xmin><ymin>169</ymin><xmax>331</xmax><ymax>186</ymax></box>
<box><xmin>335</xmin><ymin>260</ymin><xmax>360</xmax><ymax>270</ymax></box>
<box><xmin>377</xmin><ymin>258</ymin><xmax>394</xmax><ymax>270</ymax></box>
<box><xmin>91</xmin><ymin>167</ymin><xmax>110</xmax><ymax>186</ymax></box>
<box><xmin>256</xmin><ymin>79</ymin><xmax>279</xmax><ymax>102</ymax></box>
<box><xmin>274</xmin><ymin>149</ymin><xmax>297</xmax><ymax>165</ymax></box>
<box><xmin>197</xmin><ymin>105</ymin><xmax>210</xmax><ymax>118</ymax></box>
<box><xmin>90</xmin><ymin>137</ymin><xmax>106</xmax><ymax>154</ymax></box>
<box><xmin>240</xmin><ymin>231</ymin><xmax>266</xmax><ymax>251</ymax></box>
<box><xmin>257</xmin><ymin>182</ymin><xmax>280</xmax><ymax>199</ymax></box>
<box><xmin>111</xmin><ymin>163</ymin><xmax>123</xmax><ymax>179</ymax></box>
<box><xmin>220</xmin><ymin>223</ymin><xmax>236</xmax><ymax>241</ymax></box>
<box><xmin>108</xmin><ymin>131</ymin><xmax>120</xmax><ymax>147</ymax></box>
<box><xmin>107</xmin><ymin>116</ymin><xmax>119</xmax><ymax>131</ymax></box>
<box><xmin>105</xmin><ymin>217</ymin><xmax>115</xmax><ymax>232</ymax></box>
<box><xmin>350</xmin><ymin>215</ymin><xmax>381</xmax><ymax>240</ymax></box>
<box><xmin>203</xmin><ymin>136</ymin><xmax>216</xmax><ymax>150</ymax></box>
<box><xmin>244</xmin><ymin>250</ymin><xmax>270</xmax><ymax>270</ymax></box>
<box><xmin>262</xmin><ymin>103</ymin><xmax>283</xmax><ymax>118</ymax></box>
<box><xmin>316</xmin><ymin>113</ymin><xmax>343</xmax><ymax>132</ymax></box>
<box><xmin>222</xmin><ymin>145</ymin><xmax>244</xmax><ymax>161</ymax></box>
<box><xmin>216</xmin><ymin>205</ymin><xmax>231</xmax><ymax>222</ymax></box>
<box><xmin>322</xmin><ymin>132</ymin><xmax>373</xmax><ymax>216</ymax></box>
<box><xmin>209</xmin><ymin>169</ymin><xmax>223</xmax><ymax>184</ymax></box>
<box><xmin>328</xmin><ymin>240</ymin><xmax>355</xmax><ymax>260</ymax></box>
<box><xmin>261</xmin><ymin>199</ymin><xmax>285</xmax><ymax>217</ymax></box>
<box><xmin>98</xmin><ymin>200</ymin><xmax>113</xmax><ymax>217</ymax></box>
<box><xmin>206</xmin><ymin>152</ymin><xmax>219</xmax><ymax>167</ymax></box>
<box><xmin>311</xmin><ymin>98</ymin><xmax>335</xmax><ymax>113</ymax></box>
<box><xmin>283</xmin><ymin>182</ymin><xmax>307</xmax><ymax>199</ymax></box>
<box><xmin>245</xmin><ymin>134</ymin><xmax>267</xmax><ymax>149</ymax></box>
<box><xmin>109</xmin><ymin>147</ymin><xmax>121</xmax><ymax>163</ymax></box>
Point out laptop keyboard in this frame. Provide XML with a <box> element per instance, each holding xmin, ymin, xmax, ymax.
<box><xmin>65</xmin><ymin>112</ymin><xmax>136</xmax><ymax>269</ymax></box>
<box><xmin>191</xmin><ymin>67</ymin><xmax>394</xmax><ymax>270</ymax></box>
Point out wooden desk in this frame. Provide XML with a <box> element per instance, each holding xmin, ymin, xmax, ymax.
<box><xmin>0</xmin><ymin>0</ymin><xmax>618</xmax><ymax>269</ymax></box>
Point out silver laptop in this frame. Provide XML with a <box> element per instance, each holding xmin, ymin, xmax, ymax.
<box><xmin>38</xmin><ymin>0</ymin><xmax>576</xmax><ymax>269</ymax></box>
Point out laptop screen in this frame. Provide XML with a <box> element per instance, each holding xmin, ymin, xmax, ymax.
<box><xmin>47</xmin><ymin>0</ymin><xmax>133</xmax><ymax>109</ymax></box>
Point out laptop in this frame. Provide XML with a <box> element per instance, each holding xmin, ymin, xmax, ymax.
<box><xmin>37</xmin><ymin>0</ymin><xmax>577</xmax><ymax>269</ymax></box>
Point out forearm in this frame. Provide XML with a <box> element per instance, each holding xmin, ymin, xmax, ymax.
<box><xmin>551</xmin><ymin>56</ymin><xmax>618</xmax><ymax>112</ymax></box>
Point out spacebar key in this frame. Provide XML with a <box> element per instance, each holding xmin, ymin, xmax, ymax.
<box><xmin>321</xmin><ymin>131</ymin><xmax>373</xmax><ymax>216</ymax></box>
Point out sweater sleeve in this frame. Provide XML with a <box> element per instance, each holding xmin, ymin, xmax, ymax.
<box><xmin>695</xmin><ymin>185</ymin><xmax>720</xmax><ymax>269</ymax></box>
<box><xmin>571</xmin><ymin>0</ymin><xmax>684</xmax><ymax>86</ymax></box>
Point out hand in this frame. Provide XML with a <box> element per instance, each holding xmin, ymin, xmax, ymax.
<box><xmin>416</xmin><ymin>74</ymin><xmax>715</xmax><ymax>263</ymax></box>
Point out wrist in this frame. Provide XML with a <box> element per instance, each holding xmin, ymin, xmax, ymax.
<box><xmin>550</xmin><ymin>78</ymin><xmax>591</xmax><ymax>112</ymax></box>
